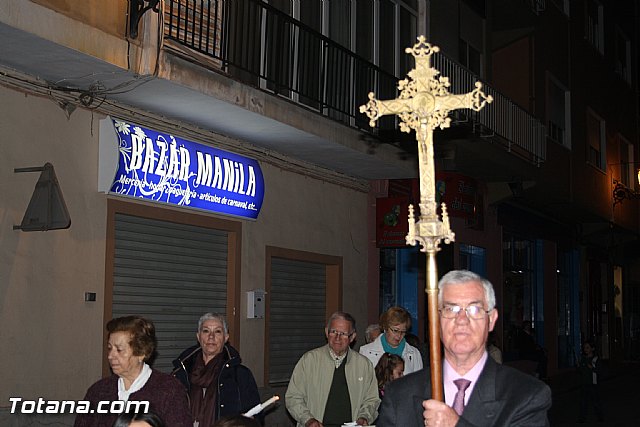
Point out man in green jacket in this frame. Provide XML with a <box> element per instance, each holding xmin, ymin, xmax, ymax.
<box><xmin>286</xmin><ymin>311</ymin><xmax>380</xmax><ymax>427</ymax></box>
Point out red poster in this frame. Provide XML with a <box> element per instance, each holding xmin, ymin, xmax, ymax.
<box><xmin>435</xmin><ymin>172</ymin><xmax>482</xmax><ymax>223</ymax></box>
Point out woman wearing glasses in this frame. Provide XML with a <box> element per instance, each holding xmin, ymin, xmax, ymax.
<box><xmin>359</xmin><ymin>306</ymin><xmax>423</xmax><ymax>374</ymax></box>
<box><xmin>172</xmin><ymin>313</ymin><xmax>261</xmax><ymax>427</ymax></box>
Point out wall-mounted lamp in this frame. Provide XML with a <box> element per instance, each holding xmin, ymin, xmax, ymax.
<box><xmin>128</xmin><ymin>0</ymin><xmax>160</xmax><ymax>39</ymax></box>
<box><xmin>610</xmin><ymin>162</ymin><xmax>640</xmax><ymax>206</ymax></box>
<box><xmin>613</xmin><ymin>179</ymin><xmax>640</xmax><ymax>206</ymax></box>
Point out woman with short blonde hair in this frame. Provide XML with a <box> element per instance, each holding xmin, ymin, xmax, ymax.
<box><xmin>359</xmin><ymin>306</ymin><xmax>423</xmax><ymax>375</ymax></box>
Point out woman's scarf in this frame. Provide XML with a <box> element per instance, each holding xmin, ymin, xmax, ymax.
<box><xmin>189</xmin><ymin>351</ymin><xmax>224</xmax><ymax>427</ymax></box>
<box><xmin>117</xmin><ymin>362</ymin><xmax>152</xmax><ymax>402</ymax></box>
<box><xmin>381</xmin><ymin>333</ymin><xmax>406</xmax><ymax>356</ymax></box>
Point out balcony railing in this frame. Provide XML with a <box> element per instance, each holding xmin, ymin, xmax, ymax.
<box><xmin>432</xmin><ymin>54</ymin><xmax>547</xmax><ymax>164</ymax></box>
<box><xmin>163</xmin><ymin>0</ymin><xmax>398</xmax><ymax>132</ymax></box>
<box><xmin>163</xmin><ymin>0</ymin><xmax>545</xmax><ymax>164</ymax></box>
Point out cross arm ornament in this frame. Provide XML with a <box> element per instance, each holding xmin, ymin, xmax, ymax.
<box><xmin>360</xmin><ymin>81</ymin><xmax>493</xmax><ymax>134</ymax></box>
<box><xmin>360</xmin><ymin>94</ymin><xmax>412</xmax><ymax>127</ymax></box>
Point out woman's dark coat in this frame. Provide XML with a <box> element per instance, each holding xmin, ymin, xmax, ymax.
<box><xmin>172</xmin><ymin>343</ymin><xmax>262</xmax><ymax>425</ymax></box>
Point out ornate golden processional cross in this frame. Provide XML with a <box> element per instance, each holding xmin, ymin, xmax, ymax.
<box><xmin>360</xmin><ymin>36</ymin><xmax>493</xmax><ymax>400</ymax></box>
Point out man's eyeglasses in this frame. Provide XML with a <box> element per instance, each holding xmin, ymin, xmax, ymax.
<box><xmin>439</xmin><ymin>304</ymin><xmax>491</xmax><ymax>320</ymax></box>
<box><xmin>328</xmin><ymin>329</ymin><xmax>353</xmax><ymax>339</ymax></box>
<box><xmin>387</xmin><ymin>326</ymin><xmax>408</xmax><ymax>336</ymax></box>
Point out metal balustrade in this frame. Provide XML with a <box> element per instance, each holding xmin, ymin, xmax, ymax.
<box><xmin>163</xmin><ymin>0</ymin><xmax>546</xmax><ymax>164</ymax></box>
<box><xmin>432</xmin><ymin>53</ymin><xmax>547</xmax><ymax>164</ymax></box>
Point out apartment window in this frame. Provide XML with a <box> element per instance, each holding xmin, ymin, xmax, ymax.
<box><xmin>399</xmin><ymin>5</ymin><xmax>418</xmax><ymax>76</ymax></box>
<box><xmin>268</xmin><ymin>0</ymin><xmax>417</xmax><ymax>121</ymax></box>
<box><xmin>328</xmin><ymin>0</ymin><xmax>351</xmax><ymax>49</ymax></box>
<box><xmin>461</xmin><ymin>0</ymin><xmax>486</xmax><ymax>16</ymax></box>
<box><xmin>547</xmin><ymin>76</ymin><xmax>570</xmax><ymax>147</ymax></box>
<box><xmin>377</xmin><ymin>0</ymin><xmax>419</xmax><ymax>76</ymax></box>
<box><xmin>585</xmin><ymin>0</ymin><xmax>604</xmax><ymax>54</ymax></box>
<box><xmin>379</xmin><ymin>0</ymin><xmax>396</xmax><ymax>75</ymax></box>
<box><xmin>618</xmin><ymin>136</ymin><xmax>635</xmax><ymax>189</ymax></box>
<box><xmin>297</xmin><ymin>0</ymin><xmax>322</xmax><ymax>109</ymax></box>
<box><xmin>269</xmin><ymin>0</ymin><xmax>291</xmax><ymax>13</ymax></box>
<box><xmin>459</xmin><ymin>39</ymin><xmax>482</xmax><ymax>76</ymax></box>
<box><xmin>459</xmin><ymin>244</ymin><xmax>486</xmax><ymax>277</ymax></box>
<box><xmin>615</xmin><ymin>28</ymin><xmax>632</xmax><ymax>85</ymax></box>
<box><xmin>550</xmin><ymin>0</ymin><xmax>570</xmax><ymax>16</ymax></box>
<box><xmin>502</xmin><ymin>234</ymin><xmax>539</xmax><ymax>353</ymax></box>
<box><xmin>586</xmin><ymin>109</ymin><xmax>606</xmax><ymax>170</ymax></box>
<box><xmin>355</xmin><ymin>0</ymin><xmax>374</xmax><ymax>61</ymax></box>
<box><xmin>557</xmin><ymin>249</ymin><xmax>580</xmax><ymax>369</ymax></box>
<box><xmin>297</xmin><ymin>1</ymin><xmax>320</xmax><ymax>31</ymax></box>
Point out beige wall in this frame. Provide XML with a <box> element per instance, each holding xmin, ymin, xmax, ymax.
<box><xmin>0</xmin><ymin>86</ymin><xmax>107</xmax><ymax>402</ymax></box>
<box><xmin>0</xmin><ymin>82</ymin><xmax>370</xmax><ymax>407</ymax></box>
<box><xmin>240</xmin><ymin>167</ymin><xmax>369</xmax><ymax>383</ymax></box>
<box><xmin>2</xmin><ymin>0</ymin><xmax>130</xmax><ymax>69</ymax></box>
<box><xmin>31</xmin><ymin>0</ymin><xmax>127</xmax><ymax>38</ymax></box>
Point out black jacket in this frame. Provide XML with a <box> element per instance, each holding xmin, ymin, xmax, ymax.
<box><xmin>172</xmin><ymin>343</ymin><xmax>262</xmax><ymax>424</ymax></box>
<box><xmin>378</xmin><ymin>356</ymin><xmax>551</xmax><ymax>427</ymax></box>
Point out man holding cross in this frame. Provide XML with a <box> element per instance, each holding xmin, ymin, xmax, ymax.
<box><xmin>377</xmin><ymin>270</ymin><xmax>551</xmax><ymax>427</ymax></box>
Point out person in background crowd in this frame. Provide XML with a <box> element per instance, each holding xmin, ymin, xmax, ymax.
<box><xmin>374</xmin><ymin>353</ymin><xmax>404</xmax><ymax>397</ymax></box>
<box><xmin>112</xmin><ymin>411</ymin><xmax>166</xmax><ymax>427</ymax></box>
<box><xmin>285</xmin><ymin>311</ymin><xmax>380</xmax><ymax>427</ymax></box>
<box><xmin>403</xmin><ymin>333</ymin><xmax>419</xmax><ymax>349</ymax></box>
<box><xmin>487</xmin><ymin>331</ymin><xmax>502</xmax><ymax>364</ymax></box>
<box><xmin>213</xmin><ymin>415</ymin><xmax>261</xmax><ymax>427</ymax></box>
<box><xmin>378</xmin><ymin>270</ymin><xmax>551</xmax><ymax>426</ymax></box>
<box><xmin>359</xmin><ymin>306</ymin><xmax>423</xmax><ymax>374</ymax></box>
<box><xmin>404</xmin><ymin>332</ymin><xmax>430</xmax><ymax>369</ymax></box>
<box><xmin>518</xmin><ymin>320</ymin><xmax>548</xmax><ymax>379</ymax></box>
<box><xmin>172</xmin><ymin>313</ymin><xmax>261</xmax><ymax>427</ymax></box>
<box><xmin>75</xmin><ymin>316</ymin><xmax>192</xmax><ymax>427</ymax></box>
<box><xmin>365</xmin><ymin>324</ymin><xmax>382</xmax><ymax>344</ymax></box>
<box><xmin>577</xmin><ymin>340</ymin><xmax>605</xmax><ymax>423</ymax></box>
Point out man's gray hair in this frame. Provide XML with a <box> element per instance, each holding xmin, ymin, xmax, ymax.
<box><xmin>198</xmin><ymin>312</ymin><xmax>228</xmax><ymax>334</ymax></box>
<box><xmin>365</xmin><ymin>324</ymin><xmax>381</xmax><ymax>343</ymax></box>
<box><xmin>438</xmin><ymin>270</ymin><xmax>496</xmax><ymax>310</ymax></box>
<box><xmin>326</xmin><ymin>311</ymin><xmax>356</xmax><ymax>333</ymax></box>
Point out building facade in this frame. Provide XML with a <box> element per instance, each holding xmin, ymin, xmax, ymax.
<box><xmin>370</xmin><ymin>0</ymin><xmax>640</xmax><ymax>380</ymax></box>
<box><xmin>1</xmin><ymin>1</ymin><xmax>639</xmax><ymax>426</ymax></box>
<box><xmin>0</xmin><ymin>0</ymin><xmax>424</xmax><ymax>425</ymax></box>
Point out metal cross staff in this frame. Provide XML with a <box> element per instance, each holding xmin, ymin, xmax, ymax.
<box><xmin>360</xmin><ymin>36</ymin><xmax>493</xmax><ymax>400</ymax></box>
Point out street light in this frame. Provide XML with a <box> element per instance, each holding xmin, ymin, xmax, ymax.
<box><xmin>611</xmin><ymin>163</ymin><xmax>640</xmax><ymax>206</ymax></box>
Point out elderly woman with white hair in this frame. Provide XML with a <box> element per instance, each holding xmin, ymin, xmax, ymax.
<box><xmin>172</xmin><ymin>313</ymin><xmax>261</xmax><ymax>427</ymax></box>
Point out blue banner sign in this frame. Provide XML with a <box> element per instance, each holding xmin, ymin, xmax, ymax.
<box><xmin>99</xmin><ymin>117</ymin><xmax>264</xmax><ymax>219</ymax></box>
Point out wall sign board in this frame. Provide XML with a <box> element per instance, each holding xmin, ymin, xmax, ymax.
<box><xmin>99</xmin><ymin>117</ymin><xmax>265</xmax><ymax>219</ymax></box>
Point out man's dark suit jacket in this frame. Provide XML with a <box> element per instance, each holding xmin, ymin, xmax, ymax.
<box><xmin>377</xmin><ymin>356</ymin><xmax>551</xmax><ymax>426</ymax></box>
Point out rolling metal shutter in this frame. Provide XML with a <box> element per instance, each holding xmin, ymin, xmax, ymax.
<box><xmin>112</xmin><ymin>213</ymin><xmax>228</xmax><ymax>373</ymax></box>
<box><xmin>269</xmin><ymin>257</ymin><xmax>326</xmax><ymax>385</ymax></box>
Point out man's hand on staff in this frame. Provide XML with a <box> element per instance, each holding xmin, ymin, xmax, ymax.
<box><xmin>423</xmin><ymin>399</ymin><xmax>459</xmax><ymax>427</ymax></box>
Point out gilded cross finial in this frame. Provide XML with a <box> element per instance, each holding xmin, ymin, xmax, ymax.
<box><xmin>405</xmin><ymin>35</ymin><xmax>439</xmax><ymax>58</ymax></box>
